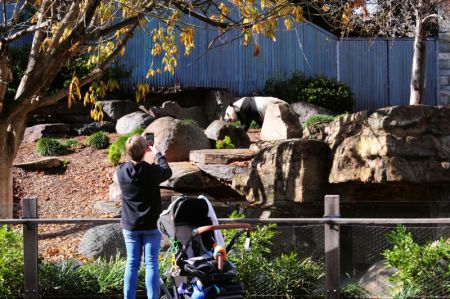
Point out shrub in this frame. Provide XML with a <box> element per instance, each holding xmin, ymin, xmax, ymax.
<box><xmin>230</xmin><ymin>120</ymin><xmax>260</xmax><ymax>129</ymax></box>
<box><xmin>0</xmin><ymin>226</ymin><xmax>23</xmax><ymax>299</ymax></box>
<box><xmin>107</xmin><ymin>128</ymin><xmax>144</xmax><ymax>165</ymax></box>
<box><xmin>35</xmin><ymin>138</ymin><xmax>66</xmax><ymax>156</ymax></box>
<box><xmin>86</xmin><ymin>131</ymin><xmax>110</xmax><ymax>149</ymax></box>
<box><xmin>216</xmin><ymin>135</ymin><xmax>235</xmax><ymax>149</ymax></box>
<box><xmin>383</xmin><ymin>225</ymin><xmax>450</xmax><ymax>297</ymax></box>
<box><xmin>263</xmin><ymin>72</ymin><xmax>353</xmax><ymax>114</ymax></box>
<box><xmin>304</xmin><ymin>114</ymin><xmax>336</xmax><ymax>127</ymax></box>
<box><xmin>341</xmin><ymin>283</ymin><xmax>371</xmax><ymax>298</ymax></box>
<box><xmin>222</xmin><ymin>212</ymin><xmax>324</xmax><ymax>297</ymax></box>
<box><xmin>62</xmin><ymin>139</ymin><xmax>81</xmax><ymax>149</ymax></box>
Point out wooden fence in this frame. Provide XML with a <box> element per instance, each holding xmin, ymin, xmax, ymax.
<box><xmin>2</xmin><ymin>195</ymin><xmax>450</xmax><ymax>299</ymax></box>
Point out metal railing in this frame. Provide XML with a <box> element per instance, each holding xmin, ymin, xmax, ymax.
<box><xmin>2</xmin><ymin>195</ymin><xmax>450</xmax><ymax>298</ymax></box>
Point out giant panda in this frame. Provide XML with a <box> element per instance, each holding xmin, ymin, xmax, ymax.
<box><xmin>223</xmin><ymin>96</ymin><xmax>287</xmax><ymax>131</ymax></box>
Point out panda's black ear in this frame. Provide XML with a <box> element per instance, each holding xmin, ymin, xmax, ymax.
<box><xmin>228</xmin><ymin>104</ymin><xmax>234</xmax><ymax>107</ymax></box>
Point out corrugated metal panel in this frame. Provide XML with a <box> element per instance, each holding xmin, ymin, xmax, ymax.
<box><xmin>119</xmin><ymin>21</ymin><xmax>338</xmax><ymax>95</ymax></box>
<box><xmin>389</xmin><ymin>39</ymin><xmax>437</xmax><ymax>106</ymax></box>
<box><xmin>339</xmin><ymin>40</ymin><xmax>389</xmax><ymax>111</ymax></box>
<box><xmin>118</xmin><ymin>22</ymin><xmax>437</xmax><ymax>111</ymax></box>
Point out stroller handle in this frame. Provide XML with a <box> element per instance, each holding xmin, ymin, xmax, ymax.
<box><xmin>194</xmin><ymin>223</ymin><xmax>252</xmax><ymax>235</ymax></box>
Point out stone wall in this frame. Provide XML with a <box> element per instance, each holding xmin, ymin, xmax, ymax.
<box><xmin>439</xmin><ymin>3</ymin><xmax>450</xmax><ymax>105</ymax></box>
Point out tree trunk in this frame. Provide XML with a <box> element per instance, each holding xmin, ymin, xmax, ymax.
<box><xmin>0</xmin><ymin>116</ymin><xmax>27</xmax><ymax>218</ymax></box>
<box><xmin>410</xmin><ymin>9</ymin><xmax>427</xmax><ymax>105</ymax></box>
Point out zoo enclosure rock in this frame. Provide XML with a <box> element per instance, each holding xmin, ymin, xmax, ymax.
<box><xmin>327</xmin><ymin>105</ymin><xmax>450</xmax><ymax>184</ymax></box>
<box><xmin>289</xmin><ymin>101</ymin><xmax>335</xmax><ymax>125</ymax></box>
<box><xmin>115</xmin><ymin>111</ymin><xmax>153</xmax><ymax>134</ymax></box>
<box><xmin>204</xmin><ymin>120</ymin><xmax>251</xmax><ymax>148</ymax></box>
<box><xmin>78</xmin><ymin>223</ymin><xmax>126</xmax><ymax>260</ymax></box>
<box><xmin>232</xmin><ymin>139</ymin><xmax>330</xmax><ymax>204</ymax></box>
<box><xmin>260</xmin><ymin>102</ymin><xmax>302</xmax><ymax>141</ymax></box>
<box><xmin>144</xmin><ymin>117</ymin><xmax>210</xmax><ymax>162</ymax></box>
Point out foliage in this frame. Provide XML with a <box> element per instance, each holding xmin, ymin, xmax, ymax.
<box><xmin>222</xmin><ymin>211</ymin><xmax>324</xmax><ymax>297</ymax></box>
<box><xmin>304</xmin><ymin>114</ymin><xmax>336</xmax><ymax>127</ymax></box>
<box><xmin>62</xmin><ymin>139</ymin><xmax>81</xmax><ymax>149</ymax></box>
<box><xmin>341</xmin><ymin>283</ymin><xmax>371</xmax><ymax>298</ymax></box>
<box><xmin>0</xmin><ymin>226</ymin><xmax>23</xmax><ymax>299</ymax></box>
<box><xmin>182</xmin><ymin>118</ymin><xmax>200</xmax><ymax>128</ymax></box>
<box><xmin>35</xmin><ymin>138</ymin><xmax>67</xmax><ymax>156</ymax></box>
<box><xmin>85</xmin><ymin>131</ymin><xmax>110</xmax><ymax>150</ymax></box>
<box><xmin>383</xmin><ymin>225</ymin><xmax>450</xmax><ymax>297</ymax></box>
<box><xmin>231</xmin><ymin>120</ymin><xmax>241</xmax><ymax>128</ymax></box>
<box><xmin>263</xmin><ymin>72</ymin><xmax>353</xmax><ymax>114</ymax></box>
<box><xmin>108</xmin><ymin>128</ymin><xmax>144</xmax><ymax>165</ymax></box>
<box><xmin>215</xmin><ymin>135</ymin><xmax>235</xmax><ymax>149</ymax></box>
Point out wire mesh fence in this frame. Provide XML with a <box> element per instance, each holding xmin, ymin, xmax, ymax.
<box><xmin>1</xmin><ymin>219</ymin><xmax>450</xmax><ymax>298</ymax></box>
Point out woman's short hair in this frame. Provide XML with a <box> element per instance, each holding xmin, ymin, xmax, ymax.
<box><xmin>125</xmin><ymin>135</ymin><xmax>147</xmax><ymax>161</ymax></box>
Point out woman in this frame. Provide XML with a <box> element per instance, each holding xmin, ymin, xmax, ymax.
<box><xmin>116</xmin><ymin>134</ymin><xmax>172</xmax><ymax>299</ymax></box>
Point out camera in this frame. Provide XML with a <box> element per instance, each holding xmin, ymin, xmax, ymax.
<box><xmin>144</xmin><ymin>133</ymin><xmax>154</xmax><ymax>146</ymax></box>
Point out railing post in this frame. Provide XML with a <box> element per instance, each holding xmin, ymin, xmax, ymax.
<box><xmin>22</xmin><ymin>197</ymin><xmax>38</xmax><ymax>299</ymax></box>
<box><xmin>324</xmin><ymin>195</ymin><xmax>340</xmax><ymax>299</ymax></box>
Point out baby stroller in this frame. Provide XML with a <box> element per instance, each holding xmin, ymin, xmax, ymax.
<box><xmin>157</xmin><ymin>195</ymin><xmax>251</xmax><ymax>299</ymax></box>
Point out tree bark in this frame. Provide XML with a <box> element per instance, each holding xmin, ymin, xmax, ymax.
<box><xmin>0</xmin><ymin>115</ymin><xmax>27</xmax><ymax>218</ymax></box>
<box><xmin>410</xmin><ymin>5</ymin><xmax>427</xmax><ymax>105</ymax></box>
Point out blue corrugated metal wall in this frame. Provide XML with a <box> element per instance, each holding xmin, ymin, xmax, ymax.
<box><xmin>119</xmin><ymin>21</ymin><xmax>437</xmax><ymax>110</ymax></box>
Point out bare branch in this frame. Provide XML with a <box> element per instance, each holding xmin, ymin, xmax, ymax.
<box><xmin>422</xmin><ymin>14</ymin><xmax>441</xmax><ymax>24</ymax></box>
<box><xmin>4</xmin><ymin>22</ymin><xmax>49</xmax><ymax>43</ymax></box>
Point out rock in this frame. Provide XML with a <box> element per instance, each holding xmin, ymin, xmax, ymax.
<box><xmin>160</xmin><ymin>162</ymin><xmax>205</xmax><ymax>190</ymax></box>
<box><xmin>14</xmin><ymin>158</ymin><xmax>64</xmax><ymax>171</ymax></box>
<box><xmin>204</xmin><ymin>120</ymin><xmax>251</xmax><ymax>148</ymax></box>
<box><xmin>28</xmin><ymin>100</ymin><xmax>91</xmax><ymax>125</ymax></box>
<box><xmin>93</xmin><ymin>201</ymin><xmax>121</xmax><ymax>217</ymax></box>
<box><xmin>196</xmin><ymin>164</ymin><xmax>251</xmax><ymax>182</ymax></box>
<box><xmin>73</xmin><ymin>121</ymin><xmax>116</xmax><ymax>135</ymax></box>
<box><xmin>78</xmin><ymin>223</ymin><xmax>125</xmax><ymax>259</ymax></box>
<box><xmin>23</xmin><ymin>123</ymin><xmax>73</xmax><ymax>143</ymax></box>
<box><xmin>358</xmin><ymin>260</ymin><xmax>397</xmax><ymax>297</ymax></box>
<box><xmin>100</xmin><ymin>100</ymin><xmax>139</xmax><ymax>120</ymax></box>
<box><xmin>302</xmin><ymin>122</ymin><xmax>330</xmax><ymax>142</ymax></box>
<box><xmin>190</xmin><ymin>149</ymin><xmax>256</xmax><ymax>165</ymax></box>
<box><xmin>232</xmin><ymin>139</ymin><xmax>330</xmax><ymax>204</ymax></box>
<box><xmin>260</xmin><ymin>103</ymin><xmax>302</xmax><ymax>141</ymax></box>
<box><xmin>109</xmin><ymin>172</ymin><xmax>122</xmax><ymax>203</ymax></box>
<box><xmin>144</xmin><ymin>117</ymin><xmax>210</xmax><ymax>162</ymax></box>
<box><xmin>115</xmin><ymin>111</ymin><xmax>153</xmax><ymax>134</ymax></box>
<box><xmin>149</xmin><ymin>101</ymin><xmax>208</xmax><ymax>128</ymax></box>
<box><xmin>327</xmin><ymin>106</ymin><xmax>450</xmax><ymax>184</ymax></box>
<box><xmin>290</xmin><ymin>101</ymin><xmax>335</xmax><ymax>125</ymax></box>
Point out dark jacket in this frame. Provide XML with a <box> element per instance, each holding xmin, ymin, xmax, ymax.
<box><xmin>117</xmin><ymin>153</ymin><xmax>172</xmax><ymax>231</ymax></box>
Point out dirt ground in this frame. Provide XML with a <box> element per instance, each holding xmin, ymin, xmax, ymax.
<box><xmin>12</xmin><ymin>129</ymin><xmax>260</xmax><ymax>260</ymax></box>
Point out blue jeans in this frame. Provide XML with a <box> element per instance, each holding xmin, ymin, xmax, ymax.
<box><xmin>123</xmin><ymin>229</ymin><xmax>162</xmax><ymax>299</ymax></box>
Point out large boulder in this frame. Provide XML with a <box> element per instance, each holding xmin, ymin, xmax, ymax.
<box><xmin>73</xmin><ymin>121</ymin><xmax>116</xmax><ymax>135</ymax></box>
<box><xmin>115</xmin><ymin>111</ymin><xmax>153</xmax><ymax>134</ymax></box>
<box><xmin>23</xmin><ymin>123</ymin><xmax>73</xmax><ymax>143</ymax></box>
<box><xmin>260</xmin><ymin>103</ymin><xmax>302</xmax><ymax>141</ymax></box>
<box><xmin>204</xmin><ymin>120</ymin><xmax>251</xmax><ymax>148</ymax></box>
<box><xmin>327</xmin><ymin>106</ymin><xmax>450</xmax><ymax>184</ymax></box>
<box><xmin>148</xmin><ymin>101</ymin><xmax>208</xmax><ymax>128</ymax></box>
<box><xmin>144</xmin><ymin>117</ymin><xmax>210</xmax><ymax>162</ymax></box>
<box><xmin>358</xmin><ymin>260</ymin><xmax>397</xmax><ymax>297</ymax></box>
<box><xmin>159</xmin><ymin>162</ymin><xmax>205</xmax><ymax>190</ymax></box>
<box><xmin>100</xmin><ymin>100</ymin><xmax>139</xmax><ymax>121</ymax></box>
<box><xmin>78</xmin><ymin>223</ymin><xmax>125</xmax><ymax>259</ymax></box>
<box><xmin>232</xmin><ymin>139</ymin><xmax>330</xmax><ymax>204</ymax></box>
<box><xmin>14</xmin><ymin>158</ymin><xmax>64</xmax><ymax>171</ymax></box>
<box><xmin>290</xmin><ymin>101</ymin><xmax>335</xmax><ymax>125</ymax></box>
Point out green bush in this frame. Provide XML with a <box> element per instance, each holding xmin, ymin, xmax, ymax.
<box><xmin>263</xmin><ymin>72</ymin><xmax>353</xmax><ymax>114</ymax></box>
<box><xmin>0</xmin><ymin>226</ymin><xmax>23</xmax><ymax>299</ymax></box>
<box><xmin>230</xmin><ymin>120</ymin><xmax>260</xmax><ymax>129</ymax></box>
<box><xmin>86</xmin><ymin>131</ymin><xmax>110</xmax><ymax>149</ymax></box>
<box><xmin>107</xmin><ymin>128</ymin><xmax>144</xmax><ymax>165</ymax></box>
<box><xmin>341</xmin><ymin>283</ymin><xmax>371</xmax><ymax>298</ymax></box>
<box><xmin>304</xmin><ymin>114</ymin><xmax>336</xmax><ymax>127</ymax></box>
<box><xmin>35</xmin><ymin>138</ymin><xmax>67</xmax><ymax>156</ymax></box>
<box><xmin>216</xmin><ymin>135</ymin><xmax>235</xmax><ymax>149</ymax></box>
<box><xmin>62</xmin><ymin>139</ymin><xmax>81</xmax><ymax>149</ymax></box>
<box><xmin>383</xmin><ymin>225</ymin><xmax>450</xmax><ymax>297</ymax></box>
<box><xmin>222</xmin><ymin>212</ymin><xmax>324</xmax><ymax>297</ymax></box>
